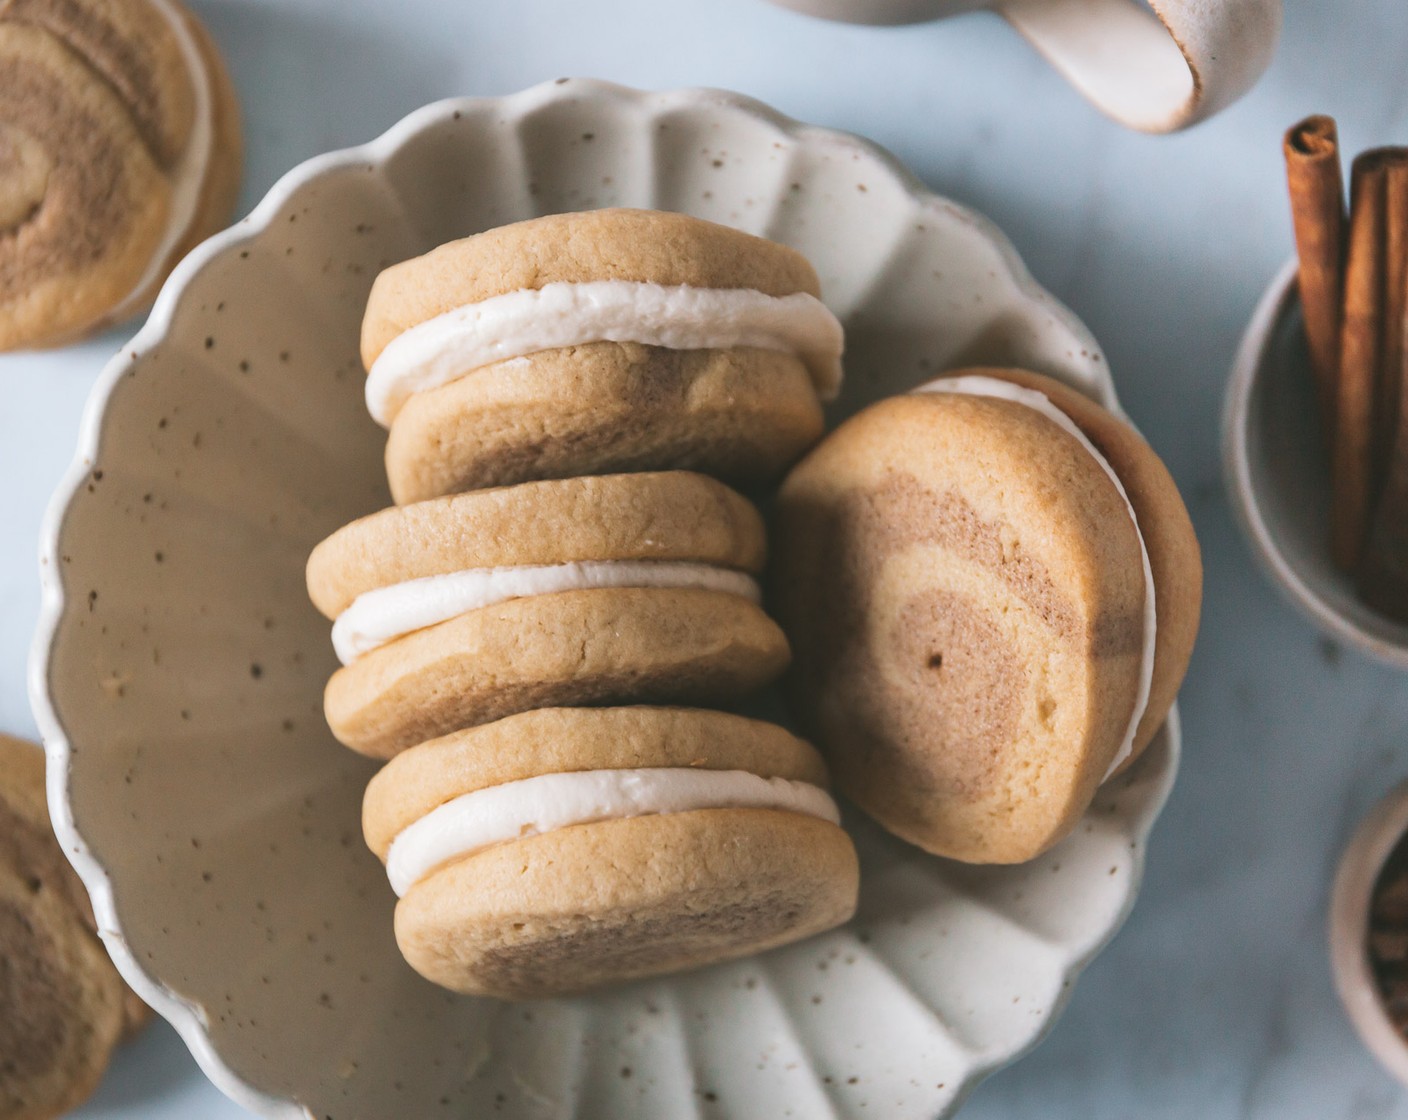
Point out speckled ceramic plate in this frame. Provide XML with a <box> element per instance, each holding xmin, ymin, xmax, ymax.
<box><xmin>31</xmin><ymin>79</ymin><xmax>1178</xmax><ymax>1120</ymax></box>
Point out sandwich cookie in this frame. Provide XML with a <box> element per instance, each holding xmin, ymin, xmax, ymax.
<box><xmin>0</xmin><ymin>736</ymin><xmax>147</xmax><ymax>1120</ymax></box>
<box><xmin>362</xmin><ymin>707</ymin><xmax>859</xmax><ymax>998</ymax></box>
<box><xmin>308</xmin><ymin>471</ymin><xmax>789</xmax><ymax>758</ymax></box>
<box><xmin>360</xmin><ymin>209</ymin><xmax>843</xmax><ymax>504</ymax></box>
<box><xmin>0</xmin><ymin>0</ymin><xmax>242</xmax><ymax>350</ymax></box>
<box><xmin>772</xmin><ymin>368</ymin><xmax>1201</xmax><ymax>864</ymax></box>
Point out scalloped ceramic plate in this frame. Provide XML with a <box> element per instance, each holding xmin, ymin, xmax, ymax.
<box><xmin>31</xmin><ymin>79</ymin><xmax>1178</xmax><ymax>1120</ymax></box>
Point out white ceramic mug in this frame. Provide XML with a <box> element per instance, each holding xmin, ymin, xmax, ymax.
<box><xmin>766</xmin><ymin>0</ymin><xmax>1282</xmax><ymax>133</ymax></box>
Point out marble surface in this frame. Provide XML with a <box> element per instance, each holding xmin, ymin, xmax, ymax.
<box><xmin>2</xmin><ymin>0</ymin><xmax>1405</xmax><ymax>1116</ymax></box>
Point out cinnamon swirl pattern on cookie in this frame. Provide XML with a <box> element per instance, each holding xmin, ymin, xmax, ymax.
<box><xmin>0</xmin><ymin>735</ymin><xmax>150</xmax><ymax>1120</ymax></box>
<box><xmin>772</xmin><ymin>368</ymin><xmax>1201</xmax><ymax>864</ymax></box>
<box><xmin>0</xmin><ymin>0</ymin><xmax>242</xmax><ymax>350</ymax></box>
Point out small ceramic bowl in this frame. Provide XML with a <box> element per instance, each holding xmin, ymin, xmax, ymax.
<box><xmin>32</xmin><ymin>79</ymin><xmax>1179</xmax><ymax>1119</ymax></box>
<box><xmin>1223</xmin><ymin>259</ymin><xmax>1408</xmax><ymax>668</ymax></box>
<box><xmin>1330</xmin><ymin>780</ymin><xmax>1408</xmax><ymax>1086</ymax></box>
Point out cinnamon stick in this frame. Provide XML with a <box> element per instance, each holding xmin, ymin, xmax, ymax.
<box><xmin>1374</xmin><ymin>160</ymin><xmax>1408</xmax><ymax>494</ymax></box>
<box><xmin>1333</xmin><ymin>151</ymin><xmax>1392</xmax><ymax>572</ymax></box>
<box><xmin>1284</xmin><ymin>116</ymin><xmax>1346</xmax><ymax>440</ymax></box>
<box><xmin>1359</xmin><ymin>169</ymin><xmax>1408</xmax><ymax>619</ymax></box>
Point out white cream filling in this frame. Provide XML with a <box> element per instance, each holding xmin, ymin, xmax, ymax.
<box><xmin>385</xmin><ymin>767</ymin><xmax>841</xmax><ymax>897</ymax></box>
<box><xmin>913</xmin><ymin>375</ymin><xmax>1157</xmax><ymax>781</ymax></box>
<box><xmin>332</xmin><ymin>559</ymin><xmax>761</xmax><ymax>665</ymax></box>
<box><xmin>108</xmin><ymin>0</ymin><xmax>216</xmax><ymax>321</ymax></box>
<box><xmin>364</xmin><ymin>280</ymin><xmax>846</xmax><ymax>426</ymax></box>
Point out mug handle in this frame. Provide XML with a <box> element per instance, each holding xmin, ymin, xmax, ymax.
<box><xmin>997</xmin><ymin>0</ymin><xmax>1281</xmax><ymax>133</ymax></box>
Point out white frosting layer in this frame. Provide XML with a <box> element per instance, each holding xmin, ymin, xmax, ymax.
<box><xmin>913</xmin><ymin>375</ymin><xmax>1157</xmax><ymax>781</ymax></box>
<box><xmin>332</xmin><ymin>559</ymin><xmax>761</xmax><ymax>664</ymax></box>
<box><xmin>364</xmin><ymin>280</ymin><xmax>846</xmax><ymax>426</ymax></box>
<box><xmin>108</xmin><ymin>0</ymin><xmax>216</xmax><ymax>321</ymax></box>
<box><xmin>385</xmin><ymin>767</ymin><xmax>841</xmax><ymax>897</ymax></box>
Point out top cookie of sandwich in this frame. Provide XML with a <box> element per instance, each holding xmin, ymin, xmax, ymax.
<box><xmin>306</xmin><ymin>470</ymin><xmax>765</xmax><ymax>620</ymax></box>
<box><xmin>361</xmin><ymin>208</ymin><xmax>821</xmax><ymax>370</ymax></box>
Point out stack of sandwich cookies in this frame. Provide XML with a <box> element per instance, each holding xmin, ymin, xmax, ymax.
<box><xmin>772</xmin><ymin>368</ymin><xmax>1201</xmax><ymax>864</ymax></box>
<box><xmin>362</xmin><ymin>708</ymin><xmax>859</xmax><ymax>999</ymax></box>
<box><xmin>0</xmin><ymin>0</ymin><xmax>242</xmax><ymax>350</ymax></box>
<box><xmin>360</xmin><ymin>209</ymin><xmax>843</xmax><ymax>504</ymax></box>
<box><xmin>308</xmin><ymin>471</ymin><xmax>789</xmax><ymax>758</ymax></box>
<box><xmin>307</xmin><ymin>212</ymin><xmax>854</xmax><ymax>996</ymax></box>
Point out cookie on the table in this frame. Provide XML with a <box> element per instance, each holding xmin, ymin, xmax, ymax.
<box><xmin>0</xmin><ymin>736</ymin><xmax>142</xmax><ymax>1119</ymax></box>
<box><xmin>363</xmin><ymin>706</ymin><xmax>859</xmax><ymax>998</ymax></box>
<box><xmin>0</xmin><ymin>0</ymin><xmax>242</xmax><ymax>350</ymax></box>
<box><xmin>771</xmin><ymin>368</ymin><xmax>1201</xmax><ymax>864</ymax></box>
<box><xmin>308</xmin><ymin>472</ymin><xmax>787</xmax><ymax>758</ymax></box>
<box><xmin>360</xmin><ymin>209</ymin><xmax>843</xmax><ymax>503</ymax></box>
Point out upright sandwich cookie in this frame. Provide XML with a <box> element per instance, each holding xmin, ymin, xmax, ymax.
<box><xmin>308</xmin><ymin>471</ymin><xmax>790</xmax><ymax>758</ymax></box>
<box><xmin>360</xmin><ymin>209</ymin><xmax>843</xmax><ymax>504</ymax></box>
<box><xmin>363</xmin><ymin>707</ymin><xmax>859</xmax><ymax>998</ymax></box>
<box><xmin>0</xmin><ymin>0</ymin><xmax>242</xmax><ymax>349</ymax></box>
<box><xmin>772</xmin><ymin>369</ymin><xmax>1201</xmax><ymax>864</ymax></box>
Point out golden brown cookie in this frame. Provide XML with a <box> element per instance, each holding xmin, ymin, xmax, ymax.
<box><xmin>0</xmin><ymin>736</ymin><xmax>143</xmax><ymax>1118</ymax></box>
<box><xmin>361</xmin><ymin>209</ymin><xmax>822</xmax><ymax>364</ymax></box>
<box><xmin>361</xmin><ymin>209</ymin><xmax>836</xmax><ymax>502</ymax></box>
<box><xmin>364</xmin><ymin>707</ymin><xmax>858</xmax><ymax>998</ymax></box>
<box><xmin>324</xmin><ymin>588</ymin><xmax>790</xmax><ymax>759</ymax></box>
<box><xmin>383</xmin><ymin>342</ymin><xmax>824</xmax><ymax>504</ymax></box>
<box><xmin>306</xmin><ymin>471</ymin><xmax>766</xmax><ymax>620</ymax></box>
<box><xmin>0</xmin><ymin>862</ymin><xmax>125</xmax><ymax>1120</ymax></box>
<box><xmin>771</xmin><ymin>368</ymin><xmax>1201</xmax><ymax>864</ymax></box>
<box><xmin>0</xmin><ymin>0</ymin><xmax>242</xmax><ymax>350</ymax></box>
<box><xmin>362</xmin><ymin>706</ymin><xmax>830</xmax><ymax>856</ymax></box>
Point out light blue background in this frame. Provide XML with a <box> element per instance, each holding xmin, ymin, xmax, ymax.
<box><xmin>2</xmin><ymin>1</ymin><xmax>1406</xmax><ymax>1116</ymax></box>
